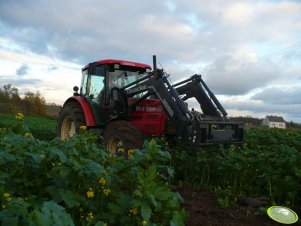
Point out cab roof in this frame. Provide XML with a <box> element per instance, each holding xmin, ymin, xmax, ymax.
<box><xmin>83</xmin><ymin>59</ymin><xmax>152</xmax><ymax>70</ymax></box>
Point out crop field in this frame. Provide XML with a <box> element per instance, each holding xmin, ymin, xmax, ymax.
<box><xmin>0</xmin><ymin>113</ymin><xmax>301</xmax><ymax>225</ymax></box>
<box><xmin>0</xmin><ymin>114</ymin><xmax>56</xmax><ymax>141</ymax></box>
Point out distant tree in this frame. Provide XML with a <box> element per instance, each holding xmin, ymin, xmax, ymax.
<box><xmin>47</xmin><ymin>102</ymin><xmax>61</xmax><ymax>107</ymax></box>
<box><xmin>22</xmin><ymin>91</ymin><xmax>46</xmax><ymax>115</ymax></box>
<box><xmin>0</xmin><ymin>84</ymin><xmax>22</xmax><ymax>113</ymax></box>
<box><xmin>229</xmin><ymin>116</ymin><xmax>262</xmax><ymax>127</ymax></box>
<box><xmin>0</xmin><ymin>84</ymin><xmax>47</xmax><ymax>115</ymax></box>
<box><xmin>0</xmin><ymin>84</ymin><xmax>20</xmax><ymax>102</ymax></box>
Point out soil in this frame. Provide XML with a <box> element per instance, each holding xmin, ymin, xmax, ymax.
<box><xmin>175</xmin><ymin>186</ymin><xmax>301</xmax><ymax>226</ymax></box>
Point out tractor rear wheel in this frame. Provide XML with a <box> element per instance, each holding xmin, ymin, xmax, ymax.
<box><xmin>103</xmin><ymin>120</ymin><xmax>143</xmax><ymax>156</ymax></box>
<box><xmin>57</xmin><ymin>102</ymin><xmax>85</xmax><ymax>140</ymax></box>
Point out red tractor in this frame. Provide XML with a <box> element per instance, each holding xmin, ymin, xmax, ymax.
<box><xmin>57</xmin><ymin>56</ymin><xmax>243</xmax><ymax>153</ymax></box>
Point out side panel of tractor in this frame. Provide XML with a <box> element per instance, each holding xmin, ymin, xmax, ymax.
<box><xmin>129</xmin><ymin>99</ymin><xmax>166</xmax><ymax>135</ymax></box>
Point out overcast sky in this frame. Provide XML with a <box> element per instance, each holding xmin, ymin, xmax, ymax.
<box><xmin>1</xmin><ymin>0</ymin><xmax>301</xmax><ymax>122</ymax></box>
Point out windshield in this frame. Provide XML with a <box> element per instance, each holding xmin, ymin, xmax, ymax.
<box><xmin>108</xmin><ymin>69</ymin><xmax>148</xmax><ymax>89</ymax></box>
<box><xmin>81</xmin><ymin>66</ymin><xmax>105</xmax><ymax>103</ymax></box>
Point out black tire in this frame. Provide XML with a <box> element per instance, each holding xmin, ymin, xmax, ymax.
<box><xmin>103</xmin><ymin>120</ymin><xmax>144</xmax><ymax>155</ymax></box>
<box><xmin>57</xmin><ymin>102</ymin><xmax>86</xmax><ymax>140</ymax></box>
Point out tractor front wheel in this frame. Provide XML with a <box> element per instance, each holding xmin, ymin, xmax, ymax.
<box><xmin>57</xmin><ymin>102</ymin><xmax>86</xmax><ymax>140</ymax></box>
<box><xmin>103</xmin><ymin>120</ymin><xmax>143</xmax><ymax>156</ymax></box>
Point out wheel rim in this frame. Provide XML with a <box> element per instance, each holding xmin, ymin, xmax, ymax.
<box><xmin>107</xmin><ymin>136</ymin><xmax>124</xmax><ymax>155</ymax></box>
<box><xmin>61</xmin><ymin>116</ymin><xmax>76</xmax><ymax>140</ymax></box>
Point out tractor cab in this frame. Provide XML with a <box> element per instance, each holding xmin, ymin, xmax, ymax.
<box><xmin>78</xmin><ymin>59</ymin><xmax>152</xmax><ymax>125</ymax></box>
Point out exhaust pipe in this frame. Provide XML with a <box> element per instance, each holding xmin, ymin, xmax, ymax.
<box><xmin>153</xmin><ymin>55</ymin><xmax>157</xmax><ymax>70</ymax></box>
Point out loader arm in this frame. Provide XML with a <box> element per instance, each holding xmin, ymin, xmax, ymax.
<box><xmin>120</xmin><ymin>69</ymin><xmax>243</xmax><ymax>145</ymax></box>
<box><xmin>173</xmin><ymin>74</ymin><xmax>227</xmax><ymax>120</ymax></box>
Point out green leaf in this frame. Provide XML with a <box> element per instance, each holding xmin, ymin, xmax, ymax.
<box><xmin>170</xmin><ymin>210</ymin><xmax>186</xmax><ymax>226</ymax></box>
<box><xmin>148</xmin><ymin>139</ymin><xmax>158</xmax><ymax>156</ymax></box>
<box><xmin>59</xmin><ymin>190</ymin><xmax>84</xmax><ymax>208</ymax></box>
<box><xmin>147</xmin><ymin>194</ymin><xmax>157</xmax><ymax>207</ymax></box>
<box><xmin>174</xmin><ymin>192</ymin><xmax>184</xmax><ymax>203</ymax></box>
<box><xmin>46</xmin><ymin>186</ymin><xmax>62</xmax><ymax>202</ymax></box>
<box><xmin>49</xmin><ymin>148</ymin><xmax>68</xmax><ymax>163</ymax></box>
<box><xmin>108</xmin><ymin>202</ymin><xmax>125</xmax><ymax>215</ymax></box>
<box><xmin>58</xmin><ymin>166</ymin><xmax>71</xmax><ymax>177</ymax></box>
<box><xmin>158</xmin><ymin>149</ymin><xmax>171</xmax><ymax>160</ymax></box>
<box><xmin>26</xmin><ymin>152</ymin><xmax>44</xmax><ymax>165</ymax></box>
<box><xmin>0</xmin><ymin>172</ymin><xmax>10</xmax><ymax>185</ymax></box>
<box><xmin>146</xmin><ymin>164</ymin><xmax>157</xmax><ymax>181</ymax></box>
<box><xmin>82</xmin><ymin>159</ymin><xmax>104</xmax><ymax>176</ymax></box>
<box><xmin>154</xmin><ymin>186</ymin><xmax>171</xmax><ymax>201</ymax></box>
<box><xmin>108</xmin><ymin>192</ymin><xmax>131</xmax><ymax>215</ymax></box>
<box><xmin>29</xmin><ymin>201</ymin><xmax>74</xmax><ymax>226</ymax></box>
<box><xmin>68</xmin><ymin>158</ymin><xmax>82</xmax><ymax>171</ymax></box>
<box><xmin>0</xmin><ymin>210</ymin><xmax>18</xmax><ymax>226</ymax></box>
<box><xmin>0</xmin><ymin>151</ymin><xmax>16</xmax><ymax>164</ymax></box>
<box><xmin>141</xmin><ymin>203</ymin><xmax>152</xmax><ymax>221</ymax></box>
<box><xmin>167</xmin><ymin>167</ymin><xmax>174</xmax><ymax>177</ymax></box>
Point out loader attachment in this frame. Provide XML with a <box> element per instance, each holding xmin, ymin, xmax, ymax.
<box><xmin>191</xmin><ymin>120</ymin><xmax>244</xmax><ymax>145</ymax></box>
<box><xmin>122</xmin><ymin>68</ymin><xmax>243</xmax><ymax>145</ymax></box>
<box><xmin>173</xmin><ymin>74</ymin><xmax>244</xmax><ymax>145</ymax></box>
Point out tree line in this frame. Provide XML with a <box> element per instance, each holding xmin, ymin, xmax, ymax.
<box><xmin>0</xmin><ymin>84</ymin><xmax>47</xmax><ymax>115</ymax></box>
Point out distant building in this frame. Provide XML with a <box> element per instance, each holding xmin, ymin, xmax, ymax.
<box><xmin>262</xmin><ymin>116</ymin><xmax>286</xmax><ymax>129</ymax></box>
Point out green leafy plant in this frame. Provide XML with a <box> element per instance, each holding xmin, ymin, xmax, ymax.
<box><xmin>0</xmin><ymin>114</ymin><xmax>186</xmax><ymax>225</ymax></box>
<box><xmin>170</xmin><ymin>128</ymin><xmax>301</xmax><ymax>208</ymax></box>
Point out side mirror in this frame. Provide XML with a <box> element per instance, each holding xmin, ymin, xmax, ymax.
<box><xmin>73</xmin><ymin>86</ymin><xmax>79</xmax><ymax>96</ymax></box>
<box><xmin>73</xmin><ymin>86</ymin><xmax>79</xmax><ymax>92</ymax></box>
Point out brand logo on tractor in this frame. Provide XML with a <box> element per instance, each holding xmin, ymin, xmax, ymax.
<box><xmin>126</xmin><ymin>85</ymin><xmax>147</xmax><ymax>94</ymax></box>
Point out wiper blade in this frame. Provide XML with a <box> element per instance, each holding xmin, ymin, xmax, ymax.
<box><xmin>113</xmin><ymin>71</ymin><xmax>128</xmax><ymax>83</ymax></box>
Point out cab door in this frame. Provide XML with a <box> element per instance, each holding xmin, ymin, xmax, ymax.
<box><xmin>82</xmin><ymin>66</ymin><xmax>109</xmax><ymax>125</ymax></box>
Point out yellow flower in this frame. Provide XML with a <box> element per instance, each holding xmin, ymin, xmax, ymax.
<box><xmin>128</xmin><ymin>150</ymin><xmax>135</xmax><ymax>158</ymax></box>
<box><xmin>129</xmin><ymin>207</ymin><xmax>138</xmax><ymax>215</ymax></box>
<box><xmin>86</xmin><ymin>190</ymin><xmax>94</xmax><ymax>198</ymax></box>
<box><xmin>117</xmin><ymin>147</ymin><xmax>124</xmax><ymax>153</ymax></box>
<box><xmin>98</xmin><ymin>177</ymin><xmax>106</xmax><ymax>186</ymax></box>
<box><xmin>80</xmin><ymin>125</ymin><xmax>87</xmax><ymax>131</ymax></box>
<box><xmin>24</xmin><ymin>133</ymin><xmax>33</xmax><ymax>138</ymax></box>
<box><xmin>3</xmin><ymin>193</ymin><xmax>10</xmax><ymax>198</ymax></box>
<box><xmin>15</xmin><ymin>113</ymin><xmax>24</xmax><ymax>120</ymax></box>
<box><xmin>3</xmin><ymin>193</ymin><xmax>11</xmax><ymax>202</ymax></box>
<box><xmin>86</xmin><ymin>212</ymin><xmax>94</xmax><ymax>222</ymax></box>
<box><xmin>142</xmin><ymin>220</ymin><xmax>147</xmax><ymax>226</ymax></box>
<box><xmin>103</xmin><ymin>188</ymin><xmax>111</xmax><ymax>196</ymax></box>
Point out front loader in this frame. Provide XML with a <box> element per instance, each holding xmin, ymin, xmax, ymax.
<box><xmin>57</xmin><ymin>56</ymin><xmax>243</xmax><ymax>153</ymax></box>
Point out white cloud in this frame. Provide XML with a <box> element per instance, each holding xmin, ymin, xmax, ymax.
<box><xmin>203</xmin><ymin>48</ymin><xmax>281</xmax><ymax>95</ymax></box>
